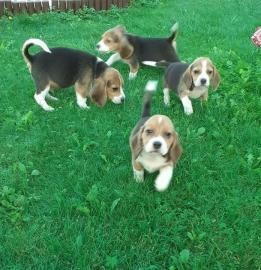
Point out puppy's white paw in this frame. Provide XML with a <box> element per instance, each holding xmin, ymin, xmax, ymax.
<box><xmin>163</xmin><ymin>88</ymin><xmax>170</xmax><ymax>106</ymax></box>
<box><xmin>46</xmin><ymin>93</ymin><xmax>58</xmax><ymax>101</ymax></box>
<box><xmin>154</xmin><ymin>179</ymin><xmax>169</xmax><ymax>192</ymax></box>
<box><xmin>181</xmin><ymin>96</ymin><xmax>193</xmax><ymax>115</ymax></box>
<box><xmin>154</xmin><ymin>166</ymin><xmax>173</xmax><ymax>192</ymax></box>
<box><xmin>129</xmin><ymin>72</ymin><xmax>137</xmax><ymax>80</ymax></box>
<box><xmin>134</xmin><ymin>169</ymin><xmax>144</xmax><ymax>183</ymax></box>
<box><xmin>78</xmin><ymin>103</ymin><xmax>90</xmax><ymax>110</ymax></box>
<box><xmin>76</xmin><ymin>93</ymin><xmax>89</xmax><ymax>109</ymax></box>
<box><xmin>184</xmin><ymin>106</ymin><xmax>193</xmax><ymax>115</ymax></box>
<box><xmin>44</xmin><ymin>105</ymin><xmax>54</xmax><ymax>112</ymax></box>
<box><xmin>164</xmin><ymin>96</ymin><xmax>170</xmax><ymax>106</ymax></box>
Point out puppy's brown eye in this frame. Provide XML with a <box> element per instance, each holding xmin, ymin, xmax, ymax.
<box><xmin>105</xmin><ymin>39</ymin><xmax>111</xmax><ymax>43</ymax></box>
<box><xmin>165</xmin><ymin>132</ymin><xmax>172</xmax><ymax>138</ymax></box>
<box><xmin>112</xmin><ymin>87</ymin><xmax>118</xmax><ymax>92</ymax></box>
<box><xmin>207</xmin><ymin>70</ymin><xmax>213</xmax><ymax>75</ymax></box>
<box><xmin>193</xmin><ymin>70</ymin><xmax>200</xmax><ymax>75</ymax></box>
<box><xmin>146</xmin><ymin>129</ymin><xmax>153</xmax><ymax>135</ymax></box>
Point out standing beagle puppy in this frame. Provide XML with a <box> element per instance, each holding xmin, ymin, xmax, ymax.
<box><xmin>129</xmin><ymin>81</ymin><xmax>182</xmax><ymax>192</ymax></box>
<box><xmin>22</xmin><ymin>39</ymin><xmax>125</xmax><ymax>111</ymax></box>
<box><xmin>96</xmin><ymin>23</ymin><xmax>179</xmax><ymax>80</ymax></box>
<box><xmin>143</xmin><ymin>57</ymin><xmax>220</xmax><ymax>115</ymax></box>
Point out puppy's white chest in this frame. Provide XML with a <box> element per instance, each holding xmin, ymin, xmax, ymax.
<box><xmin>137</xmin><ymin>151</ymin><xmax>167</xmax><ymax>173</ymax></box>
<box><xmin>189</xmin><ymin>86</ymin><xmax>208</xmax><ymax>99</ymax></box>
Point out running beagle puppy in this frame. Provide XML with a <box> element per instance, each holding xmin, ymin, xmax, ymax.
<box><xmin>143</xmin><ymin>57</ymin><xmax>220</xmax><ymax>115</ymax></box>
<box><xmin>129</xmin><ymin>81</ymin><xmax>182</xmax><ymax>192</ymax></box>
<box><xmin>22</xmin><ymin>39</ymin><xmax>125</xmax><ymax>111</ymax></box>
<box><xmin>96</xmin><ymin>23</ymin><xmax>179</xmax><ymax>80</ymax></box>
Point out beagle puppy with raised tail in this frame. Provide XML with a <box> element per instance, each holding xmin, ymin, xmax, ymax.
<box><xmin>22</xmin><ymin>39</ymin><xmax>125</xmax><ymax>111</ymax></box>
<box><xmin>96</xmin><ymin>23</ymin><xmax>180</xmax><ymax>80</ymax></box>
<box><xmin>143</xmin><ymin>57</ymin><xmax>220</xmax><ymax>115</ymax></box>
<box><xmin>129</xmin><ymin>81</ymin><xmax>182</xmax><ymax>192</ymax></box>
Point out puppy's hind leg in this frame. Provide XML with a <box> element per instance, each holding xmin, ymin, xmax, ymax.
<box><xmin>132</xmin><ymin>160</ymin><xmax>144</xmax><ymax>183</ymax></box>
<box><xmin>163</xmin><ymin>88</ymin><xmax>170</xmax><ymax>106</ymax></box>
<box><xmin>46</xmin><ymin>92</ymin><xmax>58</xmax><ymax>101</ymax></box>
<box><xmin>34</xmin><ymin>85</ymin><xmax>54</xmax><ymax>111</ymax></box>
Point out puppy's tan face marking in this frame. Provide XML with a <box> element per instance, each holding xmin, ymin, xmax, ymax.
<box><xmin>104</xmin><ymin>68</ymin><xmax>125</xmax><ymax>104</ymax></box>
<box><xmin>97</xmin><ymin>25</ymin><xmax>126</xmax><ymax>53</ymax></box>
<box><xmin>184</xmin><ymin>57</ymin><xmax>220</xmax><ymax>89</ymax></box>
<box><xmin>91</xmin><ymin>68</ymin><xmax>125</xmax><ymax>106</ymax></box>
<box><xmin>141</xmin><ymin>115</ymin><xmax>176</xmax><ymax>156</ymax></box>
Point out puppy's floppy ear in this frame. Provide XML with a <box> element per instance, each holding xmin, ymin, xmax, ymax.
<box><xmin>115</xmin><ymin>25</ymin><xmax>127</xmax><ymax>34</ymax></box>
<box><xmin>119</xmin><ymin>37</ymin><xmax>134</xmax><ymax>59</ymax></box>
<box><xmin>169</xmin><ymin>133</ymin><xmax>182</xmax><ymax>166</ymax></box>
<box><xmin>211</xmin><ymin>65</ymin><xmax>221</xmax><ymax>90</ymax></box>
<box><xmin>182</xmin><ymin>65</ymin><xmax>193</xmax><ymax>90</ymax></box>
<box><xmin>131</xmin><ymin>127</ymin><xmax>144</xmax><ymax>160</ymax></box>
<box><xmin>91</xmin><ymin>78</ymin><xmax>107</xmax><ymax>107</ymax></box>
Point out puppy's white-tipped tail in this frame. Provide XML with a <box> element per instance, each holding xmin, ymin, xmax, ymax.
<box><xmin>142</xmin><ymin>80</ymin><xmax>158</xmax><ymax>118</ymax></box>
<box><xmin>22</xmin><ymin>38</ymin><xmax>51</xmax><ymax>69</ymax></box>
<box><xmin>22</xmin><ymin>38</ymin><xmax>51</xmax><ymax>54</ymax></box>
<box><xmin>145</xmin><ymin>80</ymin><xmax>158</xmax><ymax>92</ymax></box>
<box><xmin>171</xmin><ymin>22</ymin><xmax>179</xmax><ymax>33</ymax></box>
<box><xmin>142</xmin><ymin>61</ymin><xmax>157</xmax><ymax>67</ymax></box>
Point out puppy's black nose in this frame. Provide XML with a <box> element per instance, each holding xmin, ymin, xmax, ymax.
<box><xmin>121</xmin><ymin>97</ymin><xmax>125</xmax><ymax>102</ymax></box>
<box><xmin>96</xmin><ymin>44</ymin><xmax>100</xmax><ymax>49</ymax></box>
<box><xmin>153</xmin><ymin>141</ymin><xmax>162</xmax><ymax>149</ymax></box>
<box><xmin>201</xmin><ymin>78</ymin><xmax>207</xmax><ymax>85</ymax></box>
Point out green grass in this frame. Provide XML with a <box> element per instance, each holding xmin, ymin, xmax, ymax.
<box><xmin>0</xmin><ymin>0</ymin><xmax>260</xmax><ymax>269</ymax></box>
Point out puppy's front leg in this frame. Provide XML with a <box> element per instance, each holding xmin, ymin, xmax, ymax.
<box><xmin>181</xmin><ymin>95</ymin><xmax>193</xmax><ymax>115</ymax></box>
<box><xmin>106</xmin><ymin>53</ymin><xmax>121</xmax><ymax>66</ymax></box>
<box><xmin>154</xmin><ymin>165</ymin><xmax>173</xmax><ymax>192</ymax></box>
<box><xmin>132</xmin><ymin>160</ymin><xmax>144</xmax><ymax>183</ymax></box>
<box><xmin>200</xmin><ymin>91</ymin><xmax>208</xmax><ymax>101</ymax></box>
<box><xmin>75</xmin><ymin>82</ymin><xmax>90</xmax><ymax>109</ymax></box>
<box><xmin>129</xmin><ymin>63</ymin><xmax>139</xmax><ymax>80</ymax></box>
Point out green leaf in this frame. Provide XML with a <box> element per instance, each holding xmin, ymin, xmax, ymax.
<box><xmin>107</xmin><ymin>130</ymin><xmax>112</xmax><ymax>138</ymax></box>
<box><xmin>20</xmin><ymin>111</ymin><xmax>33</xmax><ymax>126</ymax></box>
<box><xmin>198</xmin><ymin>232</ymin><xmax>207</xmax><ymax>240</ymax></box>
<box><xmin>197</xmin><ymin>127</ymin><xmax>206</xmax><ymax>136</ymax></box>
<box><xmin>100</xmin><ymin>154</ymin><xmax>108</xmax><ymax>163</ymax></box>
<box><xmin>31</xmin><ymin>169</ymin><xmax>40</xmax><ymax>176</ymax></box>
<box><xmin>110</xmin><ymin>198</ymin><xmax>121</xmax><ymax>213</ymax></box>
<box><xmin>83</xmin><ymin>141</ymin><xmax>98</xmax><ymax>151</ymax></box>
<box><xmin>105</xmin><ymin>255</ymin><xmax>118</xmax><ymax>268</ymax></box>
<box><xmin>86</xmin><ymin>184</ymin><xmax>98</xmax><ymax>202</ymax></box>
<box><xmin>187</xmin><ymin>232</ymin><xmax>194</xmax><ymax>240</ymax></box>
<box><xmin>76</xmin><ymin>205</ymin><xmax>90</xmax><ymax>215</ymax></box>
<box><xmin>76</xmin><ymin>235</ymin><xmax>83</xmax><ymax>247</ymax></box>
<box><xmin>18</xmin><ymin>162</ymin><xmax>27</xmax><ymax>174</ymax></box>
<box><xmin>179</xmin><ymin>249</ymin><xmax>190</xmax><ymax>263</ymax></box>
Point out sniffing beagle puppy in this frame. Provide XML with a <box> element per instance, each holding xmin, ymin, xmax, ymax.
<box><xmin>129</xmin><ymin>81</ymin><xmax>182</xmax><ymax>192</ymax></box>
<box><xmin>22</xmin><ymin>39</ymin><xmax>125</xmax><ymax>111</ymax></box>
<box><xmin>96</xmin><ymin>23</ymin><xmax>179</xmax><ymax>80</ymax></box>
<box><xmin>143</xmin><ymin>57</ymin><xmax>220</xmax><ymax>115</ymax></box>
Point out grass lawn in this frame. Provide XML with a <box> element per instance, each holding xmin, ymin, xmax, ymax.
<box><xmin>0</xmin><ymin>0</ymin><xmax>260</xmax><ymax>269</ymax></box>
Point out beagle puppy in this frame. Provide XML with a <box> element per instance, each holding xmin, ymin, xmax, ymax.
<box><xmin>22</xmin><ymin>39</ymin><xmax>125</xmax><ymax>111</ymax></box>
<box><xmin>96</xmin><ymin>23</ymin><xmax>180</xmax><ymax>80</ymax></box>
<box><xmin>143</xmin><ymin>57</ymin><xmax>220</xmax><ymax>115</ymax></box>
<box><xmin>129</xmin><ymin>81</ymin><xmax>182</xmax><ymax>192</ymax></box>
